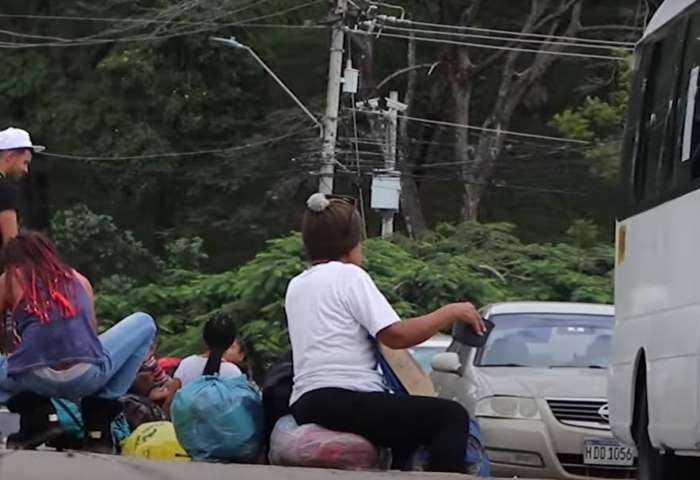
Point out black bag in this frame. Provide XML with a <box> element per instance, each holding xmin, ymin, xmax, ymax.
<box><xmin>262</xmin><ymin>350</ymin><xmax>293</xmax><ymax>438</ymax></box>
<box><xmin>120</xmin><ymin>394</ymin><xmax>167</xmax><ymax>430</ymax></box>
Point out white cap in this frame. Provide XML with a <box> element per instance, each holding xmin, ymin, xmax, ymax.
<box><xmin>0</xmin><ymin>127</ymin><xmax>45</xmax><ymax>153</ymax></box>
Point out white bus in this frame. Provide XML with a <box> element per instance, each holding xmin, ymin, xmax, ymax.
<box><xmin>610</xmin><ymin>1</ymin><xmax>700</xmax><ymax>478</ymax></box>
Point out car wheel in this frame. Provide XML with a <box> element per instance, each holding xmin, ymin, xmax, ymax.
<box><xmin>635</xmin><ymin>383</ymin><xmax>694</xmax><ymax>479</ymax></box>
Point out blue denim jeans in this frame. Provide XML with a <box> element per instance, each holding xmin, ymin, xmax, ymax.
<box><xmin>0</xmin><ymin>312</ymin><xmax>156</xmax><ymax>404</ymax></box>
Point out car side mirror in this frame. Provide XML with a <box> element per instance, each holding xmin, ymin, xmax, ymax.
<box><xmin>431</xmin><ymin>352</ymin><xmax>462</xmax><ymax>375</ymax></box>
<box><xmin>452</xmin><ymin>318</ymin><xmax>495</xmax><ymax>347</ymax></box>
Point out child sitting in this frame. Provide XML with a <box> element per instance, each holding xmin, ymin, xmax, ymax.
<box><xmin>131</xmin><ymin>335</ymin><xmax>178</xmax><ymax>405</ymax></box>
<box><xmin>174</xmin><ymin>312</ymin><xmax>243</xmax><ymax>387</ymax></box>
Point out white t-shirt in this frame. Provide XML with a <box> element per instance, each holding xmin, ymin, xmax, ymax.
<box><xmin>174</xmin><ymin>355</ymin><xmax>242</xmax><ymax>387</ymax></box>
<box><xmin>286</xmin><ymin>261</ymin><xmax>401</xmax><ymax>404</ymax></box>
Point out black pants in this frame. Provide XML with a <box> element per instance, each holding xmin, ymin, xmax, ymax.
<box><xmin>291</xmin><ymin>388</ymin><xmax>468</xmax><ymax>473</ymax></box>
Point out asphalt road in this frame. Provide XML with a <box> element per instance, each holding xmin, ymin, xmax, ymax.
<box><xmin>1</xmin><ymin>412</ymin><xmax>540</xmax><ymax>479</ymax></box>
<box><xmin>0</xmin><ymin>450</ymin><xmax>497</xmax><ymax>480</ymax></box>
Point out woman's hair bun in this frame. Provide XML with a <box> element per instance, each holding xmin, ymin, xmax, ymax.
<box><xmin>306</xmin><ymin>193</ymin><xmax>331</xmax><ymax>213</ymax></box>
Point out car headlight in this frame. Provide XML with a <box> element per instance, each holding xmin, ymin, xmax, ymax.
<box><xmin>475</xmin><ymin>396</ymin><xmax>541</xmax><ymax>420</ymax></box>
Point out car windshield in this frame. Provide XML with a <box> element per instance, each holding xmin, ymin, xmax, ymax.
<box><xmin>409</xmin><ymin>346</ymin><xmax>447</xmax><ymax>373</ymax></box>
<box><xmin>475</xmin><ymin>312</ymin><xmax>613</xmax><ymax>368</ymax></box>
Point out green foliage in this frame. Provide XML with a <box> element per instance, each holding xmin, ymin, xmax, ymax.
<box><xmin>165</xmin><ymin>236</ymin><xmax>208</xmax><ymax>271</ymax></box>
<box><xmin>51</xmin><ymin>204</ymin><xmax>162</xmax><ymax>280</ymax></box>
<box><xmin>0</xmin><ymin>0</ymin><xmax>644</xmax><ymax>269</ymax></box>
<box><xmin>565</xmin><ymin>219</ymin><xmax>602</xmax><ymax>249</ymax></box>
<box><xmin>551</xmin><ymin>54</ymin><xmax>632</xmax><ymax>180</ymax></box>
<box><xmin>94</xmin><ymin>221</ymin><xmax>613</xmax><ymax>379</ymax></box>
<box><xmin>3</xmin><ymin>0</ymin><xmax>631</xmax><ymax>380</ymax></box>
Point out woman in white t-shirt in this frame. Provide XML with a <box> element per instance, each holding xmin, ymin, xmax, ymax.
<box><xmin>173</xmin><ymin>313</ymin><xmax>243</xmax><ymax>387</ymax></box>
<box><xmin>286</xmin><ymin>193</ymin><xmax>486</xmax><ymax>474</ymax></box>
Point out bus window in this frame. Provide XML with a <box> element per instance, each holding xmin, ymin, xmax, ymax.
<box><xmin>635</xmin><ymin>25</ymin><xmax>685</xmax><ymax>204</ymax></box>
<box><xmin>677</xmin><ymin>15</ymin><xmax>700</xmax><ymax>182</ymax></box>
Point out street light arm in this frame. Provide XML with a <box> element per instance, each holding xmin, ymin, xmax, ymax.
<box><xmin>244</xmin><ymin>48</ymin><xmax>324</xmax><ymax>132</ymax></box>
<box><xmin>211</xmin><ymin>36</ymin><xmax>324</xmax><ymax>134</ymax></box>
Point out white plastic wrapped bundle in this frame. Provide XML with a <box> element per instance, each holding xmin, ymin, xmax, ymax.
<box><xmin>268</xmin><ymin>415</ymin><xmax>382</xmax><ymax>470</ymax></box>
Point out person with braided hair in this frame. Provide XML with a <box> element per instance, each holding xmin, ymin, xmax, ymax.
<box><xmin>173</xmin><ymin>312</ymin><xmax>243</xmax><ymax>387</ymax></box>
<box><xmin>0</xmin><ymin>230</ymin><xmax>156</xmax><ymax>452</ymax></box>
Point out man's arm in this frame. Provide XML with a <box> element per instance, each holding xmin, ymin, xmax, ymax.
<box><xmin>0</xmin><ymin>209</ymin><xmax>18</xmax><ymax>244</ymax></box>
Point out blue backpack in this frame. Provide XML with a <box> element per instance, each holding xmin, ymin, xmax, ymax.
<box><xmin>50</xmin><ymin>399</ymin><xmax>131</xmax><ymax>450</ymax></box>
<box><xmin>170</xmin><ymin>375</ymin><xmax>264</xmax><ymax>461</ymax></box>
<box><xmin>377</xmin><ymin>351</ymin><xmax>491</xmax><ymax>476</ymax></box>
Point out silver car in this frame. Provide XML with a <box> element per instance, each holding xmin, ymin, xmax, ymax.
<box><xmin>431</xmin><ymin>302</ymin><xmax>636</xmax><ymax>479</ymax></box>
<box><xmin>408</xmin><ymin>334</ymin><xmax>452</xmax><ymax>374</ymax></box>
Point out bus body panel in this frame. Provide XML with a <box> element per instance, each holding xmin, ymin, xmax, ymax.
<box><xmin>612</xmin><ymin>190</ymin><xmax>700</xmax><ymax>450</ymax></box>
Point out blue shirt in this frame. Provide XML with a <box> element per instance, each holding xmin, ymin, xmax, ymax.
<box><xmin>8</xmin><ymin>277</ymin><xmax>105</xmax><ymax>374</ymax></box>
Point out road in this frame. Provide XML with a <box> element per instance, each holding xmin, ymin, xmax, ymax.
<box><xmin>0</xmin><ymin>450</ymin><xmax>521</xmax><ymax>480</ymax></box>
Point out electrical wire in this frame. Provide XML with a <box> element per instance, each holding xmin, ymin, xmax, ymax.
<box><xmin>337</xmin><ymin>135</ymin><xmax>606</xmax><ymax>151</ymax></box>
<box><xmin>41</xmin><ymin>125</ymin><xmax>316</xmax><ymax>161</ymax></box>
<box><xmin>233</xmin><ymin>23</ymin><xmax>328</xmax><ymax>30</ymax></box>
<box><xmin>329</xmin><ymin>168</ymin><xmax>586</xmax><ymax>196</ymax></box>
<box><xmin>0</xmin><ymin>0</ymin><xmax>324</xmax><ymax>27</ymax></box>
<box><xmin>349</xmin><ymin>29</ymin><xmax>627</xmax><ymax>62</ymax></box>
<box><xmin>347</xmin><ymin>108</ymin><xmax>591</xmax><ymax>145</ymax></box>
<box><xmin>0</xmin><ymin>0</ymin><xmax>326</xmax><ymax>48</ymax></box>
<box><xmin>378</xmin><ymin>24</ymin><xmax>635</xmax><ymax>52</ymax></box>
<box><xmin>373</xmin><ymin>16</ymin><xmax>638</xmax><ymax>47</ymax></box>
<box><xmin>59</xmin><ymin>160</ymin><xmax>313</xmax><ymax>179</ymax></box>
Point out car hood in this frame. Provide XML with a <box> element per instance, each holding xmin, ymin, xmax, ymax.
<box><xmin>472</xmin><ymin>366</ymin><xmax>608</xmax><ymax>400</ymax></box>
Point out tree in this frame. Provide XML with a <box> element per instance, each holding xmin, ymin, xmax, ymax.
<box><xmin>551</xmin><ymin>53</ymin><xmax>631</xmax><ymax>179</ymax></box>
<box><xmin>95</xmin><ymin>220</ymin><xmax>614</xmax><ymax>378</ymax></box>
<box><xmin>51</xmin><ymin>204</ymin><xmax>162</xmax><ymax>280</ymax></box>
<box><xmin>0</xmin><ymin>0</ymin><xmax>327</xmax><ymax>266</ymax></box>
<box><xmin>354</xmin><ymin>0</ymin><xmax>645</xmax><ymax>232</ymax></box>
<box><xmin>0</xmin><ymin>0</ymin><xmax>653</xmax><ymax>262</ymax></box>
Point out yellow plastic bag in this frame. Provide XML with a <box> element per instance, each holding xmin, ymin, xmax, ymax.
<box><xmin>121</xmin><ymin>421</ymin><xmax>190</xmax><ymax>462</ymax></box>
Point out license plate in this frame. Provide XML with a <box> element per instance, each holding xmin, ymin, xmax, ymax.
<box><xmin>583</xmin><ymin>439</ymin><xmax>636</xmax><ymax>466</ymax></box>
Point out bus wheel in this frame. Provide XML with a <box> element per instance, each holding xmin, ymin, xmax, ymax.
<box><xmin>635</xmin><ymin>383</ymin><xmax>675</xmax><ymax>480</ymax></box>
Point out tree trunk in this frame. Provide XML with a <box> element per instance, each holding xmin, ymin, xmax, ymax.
<box><xmin>398</xmin><ymin>36</ymin><xmax>427</xmax><ymax>237</ymax></box>
<box><xmin>448</xmin><ymin>0</ymin><xmax>583</xmax><ymax>221</ymax></box>
<box><xmin>463</xmin><ymin>185</ymin><xmax>483</xmax><ymax>221</ymax></box>
<box><xmin>447</xmin><ymin>43</ymin><xmax>478</xmax><ymax>221</ymax></box>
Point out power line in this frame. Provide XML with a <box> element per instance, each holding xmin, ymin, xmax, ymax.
<box><xmin>349</xmin><ymin>29</ymin><xmax>627</xmax><ymax>62</ymax></box>
<box><xmin>337</xmin><ymin>135</ymin><xmax>602</xmax><ymax>151</ymax></box>
<box><xmin>140</xmin><ymin>0</ymin><xmax>276</xmax><ymax>37</ymax></box>
<box><xmin>371</xmin><ymin>16</ymin><xmax>638</xmax><ymax>47</ymax></box>
<box><xmin>40</xmin><ymin>126</ymin><xmax>315</xmax><ymax>161</ymax></box>
<box><xmin>232</xmin><ymin>23</ymin><xmax>328</xmax><ymax>30</ymax></box>
<box><xmin>0</xmin><ymin>0</ymin><xmax>323</xmax><ymax>27</ymax></box>
<box><xmin>222</xmin><ymin>0</ymin><xmax>325</xmax><ymax>25</ymax></box>
<box><xmin>347</xmin><ymin>108</ymin><xmax>591</xmax><ymax>145</ymax></box>
<box><xmin>379</xmin><ymin>24</ymin><xmax>635</xmax><ymax>52</ymax></box>
<box><xmin>330</xmin><ymin>168</ymin><xmax>585</xmax><ymax>196</ymax></box>
<box><xmin>0</xmin><ymin>23</ymin><xmax>327</xmax><ymax>48</ymax></box>
<box><xmin>60</xmin><ymin>160</ymin><xmax>312</xmax><ymax>179</ymax></box>
<box><xmin>0</xmin><ymin>0</ymin><xmax>326</xmax><ymax>48</ymax></box>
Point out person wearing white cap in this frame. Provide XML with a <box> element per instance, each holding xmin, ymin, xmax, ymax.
<box><xmin>0</xmin><ymin>127</ymin><xmax>45</xmax><ymax>355</ymax></box>
<box><xmin>0</xmin><ymin>127</ymin><xmax>45</xmax><ymax>244</ymax></box>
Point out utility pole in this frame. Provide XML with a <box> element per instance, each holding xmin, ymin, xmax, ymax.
<box><xmin>319</xmin><ymin>0</ymin><xmax>348</xmax><ymax>195</ymax></box>
<box><xmin>381</xmin><ymin>90</ymin><xmax>399</xmax><ymax>237</ymax></box>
